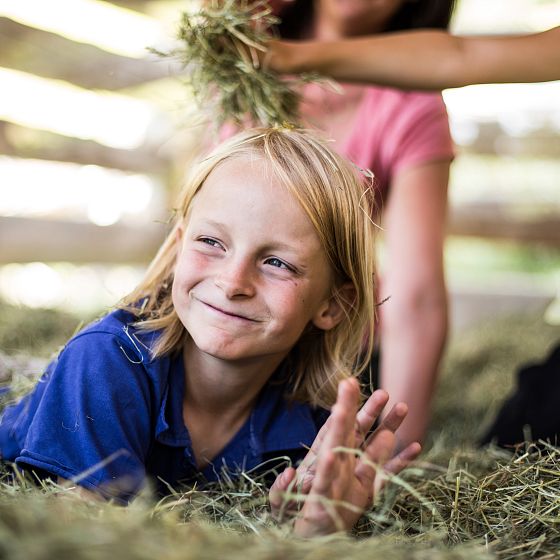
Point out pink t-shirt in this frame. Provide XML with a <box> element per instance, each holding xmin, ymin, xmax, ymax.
<box><xmin>299</xmin><ymin>83</ymin><xmax>455</xmax><ymax>204</ymax></box>
<box><xmin>220</xmin><ymin>84</ymin><xmax>454</xmax><ymax>207</ymax></box>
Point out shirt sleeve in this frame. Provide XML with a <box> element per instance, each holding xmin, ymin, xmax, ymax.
<box><xmin>16</xmin><ymin>331</ymin><xmax>154</xmax><ymax>503</ymax></box>
<box><xmin>389</xmin><ymin>92</ymin><xmax>455</xmax><ymax>178</ymax></box>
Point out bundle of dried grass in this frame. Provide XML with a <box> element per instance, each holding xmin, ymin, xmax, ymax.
<box><xmin>361</xmin><ymin>443</ymin><xmax>560</xmax><ymax>559</ymax></box>
<box><xmin>161</xmin><ymin>443</ymin><xmax>559</xmax><ymax>559</ymax></box>
<box><xmin>154</xmin><ymin>0</ymin><xmax>321</xmax><ymax>127</ymax></box>
<box><xmin>2</xmin><ymin>444</ymin><xmax>558</xmax><ymax>559</ymax></box>
<box><xmin>0</xmin><ymin>465</ymin><xmax>488</xmax><ymax>560</ymax></box>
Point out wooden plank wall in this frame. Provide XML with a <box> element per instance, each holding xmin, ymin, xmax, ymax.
<box><xmin>0</xmin><ymin>3</ymin><xmax>558</xmax><ymax>266</ymax></box>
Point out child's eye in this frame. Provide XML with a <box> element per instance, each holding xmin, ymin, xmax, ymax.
<box><xmin>198</xmin><ymin>237</ymin><xmax>223</xmax><ymax>249</ymax></box>
<box><xmin>265</xmin><ymin>257</ymin><xmax>295</xmax><ymax>272</ymax></box>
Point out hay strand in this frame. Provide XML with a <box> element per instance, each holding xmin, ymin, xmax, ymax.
<box><xmin>152</xmin><ymin>0</ymin><xmax>323</xmax><ymax>127</ymax></box>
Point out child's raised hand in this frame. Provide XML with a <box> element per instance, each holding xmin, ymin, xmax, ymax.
<box><xmin>269</xmin><ymin>379</ymin><xmax>421</xmax><ymax>536</ymax></box>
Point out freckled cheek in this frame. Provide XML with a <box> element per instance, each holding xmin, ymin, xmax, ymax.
<box><xmin>174</xmin><ymin>251</ymin><xmax>212</xmax><ymax>288</ymax></box>
<box><xmin>270</xmin><ymin>283</ymin><xmax>313</xmax><ymax>320</ymax></box>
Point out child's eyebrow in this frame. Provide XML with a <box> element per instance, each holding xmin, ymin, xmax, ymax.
<box><xmin>192</xmin><ymin>219</ymin><xmax>227</xmax><ymax>232</ymax></box>
<box><xmin>204</xmin><ymin>219</ymin><xmax>222</xmax><ymax>227</ymax></box>
<box><xmin>262</xmin><ymin>241</ymin><xmax>308</xmax><ymax>255</ymax></box>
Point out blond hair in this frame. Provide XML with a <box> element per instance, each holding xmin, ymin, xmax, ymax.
<box><xmin>122</xmin><ymin>127</ymin><xmax>377</xmax><ymax>408</ymax></box>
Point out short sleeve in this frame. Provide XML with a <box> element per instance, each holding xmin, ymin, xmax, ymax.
<box><xmin>389</xmin><ymin>92</ymin><xmax>455</xmax><ymax>177</ymax></box>
<box><xmin>341</xmin><ymin>88</ymin><xmax>454</xmax><ymax>198</ymax></box>
<box><xmin>16</xmin><ymin>331</ymin><xmax>153</xmax><ymax>503</ymax></box>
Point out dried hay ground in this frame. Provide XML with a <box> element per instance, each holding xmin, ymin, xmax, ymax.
<box><xmin>0</xmin><ymin>301</ymin><xmax>559</xmax><ymax>560</ymax></box>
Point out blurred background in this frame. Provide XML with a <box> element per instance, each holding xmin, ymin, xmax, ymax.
<box><xmin>0</xmin><ymin>0</ymin><xmax>559</xmax><ymax>335</ymax></box>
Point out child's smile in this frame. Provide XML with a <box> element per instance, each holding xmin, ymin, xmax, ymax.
<box><xmin>196</xmin><ymin>298</ymin><xmax>259</xmax><ymax>322</ymax></box>
<box><xmin>172</xmin><ymin>155</ymin><xmax>339</xmax><ymax>368</ymax></box>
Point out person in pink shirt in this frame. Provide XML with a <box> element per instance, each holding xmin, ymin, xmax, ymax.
<box><xmin>267</xmin><ymin>0</ymin><xmax>456</xmax><ymax>451</ymax></box>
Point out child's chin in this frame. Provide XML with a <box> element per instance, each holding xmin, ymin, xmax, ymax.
<box><xmin>193</xmin><ymin>337</ymin><xmax>251</xmax><ymax>361</ymax></box>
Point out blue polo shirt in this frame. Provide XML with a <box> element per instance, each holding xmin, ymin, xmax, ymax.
<box><xmin>0</xmin><ymin>309</ymin><xmax>329</xmax><ymax>503</ymax></box>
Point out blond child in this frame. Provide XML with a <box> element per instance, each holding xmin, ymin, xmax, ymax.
<box><xmin>0</xmin><ymin>128</ymin><xmax>419</xmax><ymax>536</ymax></box>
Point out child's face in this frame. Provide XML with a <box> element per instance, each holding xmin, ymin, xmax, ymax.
<box><xmin>172</xmin><ymin>155</ymin><xmax>340</xmax><ymax>366</ymax></box>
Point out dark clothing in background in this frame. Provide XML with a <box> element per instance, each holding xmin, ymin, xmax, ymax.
<box><xmin>480</xmin><ymin>342</ymin><xmax>560</xmax><ymax>447</ymax></box>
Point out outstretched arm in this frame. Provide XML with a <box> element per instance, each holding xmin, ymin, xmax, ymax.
<box><xmin>266</xmin><ymin>26</ymin><xmax>560</xmax><ymax>89</ymax></box>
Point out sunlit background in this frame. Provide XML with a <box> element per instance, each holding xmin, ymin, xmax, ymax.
<box><xmin>0</xmin><ymin>0</ymin><xmax>559</xmax><ymax>330</ymax></box>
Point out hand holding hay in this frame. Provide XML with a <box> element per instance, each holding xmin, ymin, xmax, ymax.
<box><xmin>270</xmin><ymin>379</ymin><xmax>422</xmax><ymax>536</ymax></box>
<box><xmin>156</xmin><ymin>0</ymin><xmax>322</xmax><ymax>127</ymax></box>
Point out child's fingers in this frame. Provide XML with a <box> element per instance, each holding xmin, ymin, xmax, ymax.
<box><xmin>312</xmin><ymin>382</ymin><xmax>358</xmax><ymax>492</ymax></box>
<box><xmin>355</xmin><ymin>389</ymin><xmax>389</xmax><ymax>444</ymax></box>
<box><xmin>309</xmin><ymin>409</ymin><xmax>345</xmax><ymax>499</ymax></box>
<box><xmin>354</xmin><ymin>428</ymin><xmax>395</xmax><ymax>490</ymax></box>
<box><xmin>295</xmin><ymin>449</ymin><xmax>340</xmax><ymax>538</ymax></box>
<box><xmin>293</xmin><ymin>465</ymin><xmax>315</xmax><ymax>496</ymax></box>
<box><xmin>312</xmin><ymin>384</ymin><xmax>360</xmax><ymax>496</ymax></box>
<box><xmin>380</xmin><ymin>402</ymin><xmax>408</xmax><ymax>432</ymax></box>
<box><xmin>321</xmin><ymin>398</ymin><xmax>354</xmax><ymax>460</ymax></box>
<box><xmin>374</xmin><ymin>441</ymin><xmax>421</xmax><ymax>496</ymax></box>
<box><xmin>293</xmin><ymin>379</ymin><xmax>362</xmax><ymax>502</ymax></box>
<box><xmin>336</xmin><ymin>379</ymin><xmax>361</xmax><ymax>447</ymax></box>
<box><xmin>363</xmin><ymin>401</ymin><xmax>408</xmax><ymax>448</ymax></box>
<box><xmin>297</xmin><ymin>378</ymin><xmax>359</xmax><ymax>473</ymax></box>
<box><xmin>302</xmin><ymin>404</ymin><xmax>346</xmax><ymax>531</ymax></box>
<box><xmin>318</xmin><ymin>379</ymin><xmax>360</xmax><ymax>456</ymax></box>
<box><xmin>383</xmin><ymin>442</ymin><xmax>422</xmax><ymax>476</ymax></box>
<box><xmin>269</xmin><ymin>467</ymin><xmax>297</xmax><ymax>516</ymax></box>
<box><xmin>297</xmin><ymin>415</ymin><xmax>332</xmax><ymax>472</ymax></box>
<box><xmin>299</xmin><ymin>381</ymin><xmax>375</xmax><ymax>536</ymax></box>
<box><xmin>311</xmin><ymin>446</ymin><xmax>339</xmax><ymax>496</ymax></box>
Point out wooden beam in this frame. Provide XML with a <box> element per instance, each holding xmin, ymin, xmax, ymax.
<box><xmin>0</xmin><ymin>17</ymin><xmax>177</xmax><ymax>90</ymax></box>
<box><xmin>0</xmin><ymin>121</ymin><xmax>170</xmax><ymax>174</ymax></box>
<box><xmin>448</xmin><ymin>203</ymin><xmax>560</xmax><ymax>246</ymax></box>
<box><xmin>456</xmin><ymin>122</ymin><xmax>560</xmax><ymax>158</ymax></box>
<box><xmin>0</xmin><ymin>216</ymin><xmax>167</xmax><ymax>264</ymax></box>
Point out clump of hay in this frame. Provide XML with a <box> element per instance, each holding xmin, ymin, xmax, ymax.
<box><xmin>366</xmin><ymin>443</ymin><xmax>560</xmax><ymax>558</ymax></box>
<box><xmin>1</xmin><ymin>444</ymin><xmax>559</xmax><ymax>559</ymax></box>
<box><xmin>153</xmin><ymin>0</ymin><xmax>322</xmax><ymax>126</ymax></box>
<box><xmin>155</xmin><ymin>443</ymin><xmax>560</xmax><ymax>559</ymax></box>
<box><xmin>0</xmin><ymin>300</ymin><xmax>83</xmax><ymax>358</ymax></box>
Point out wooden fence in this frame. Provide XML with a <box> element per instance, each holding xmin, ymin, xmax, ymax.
<box><xmin>0</xmin><ymin>7</ymin><xmax>559</xmax><ymax>266</ymax></box>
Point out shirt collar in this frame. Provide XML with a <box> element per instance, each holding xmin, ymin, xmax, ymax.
<box><xmin>154</xmin><ymin>355</ymin><xmax>323</xmax><ymax>460</ymax></box>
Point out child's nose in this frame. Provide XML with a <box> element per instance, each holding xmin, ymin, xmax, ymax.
<box><xmin>214</xmin><ymin>257</ymin><xmax>256</xmax><ymax>298</ymax></box>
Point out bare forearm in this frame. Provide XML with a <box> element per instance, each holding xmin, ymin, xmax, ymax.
<box><xmin>379</xmin><ymin>299</ymin><xmax>448</xmax><ymax>447</ymax></box>
<box><xmin>268</xmin><ymin>27</ymin><xmax>560</xmax><ymax>89</ymax></box>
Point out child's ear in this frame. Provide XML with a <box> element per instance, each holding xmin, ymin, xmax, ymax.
<box><xmin>175</xmin><ymin>224</ymin><xmax>184</xmax><ymax>247</ymax></box>
<box><xmin>312</xmin><ymin>282</ymin><xmax>356</xmax><ymax>331</ymax></box>
<box><xmin>173</xmin><ymin>224</ymin><xmax>186</xmax><ymax>263</ymax></box>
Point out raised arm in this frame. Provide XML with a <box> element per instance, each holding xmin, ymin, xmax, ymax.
<box><xmin>267</xmin><ymin>26</ymin><xmax>560</xmax><ymax>89</ymax></box>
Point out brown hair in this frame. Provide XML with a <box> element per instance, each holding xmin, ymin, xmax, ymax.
<box><xmin>276</xmin><ymin>0</ymin><xmax>456</xmax><ymax>39</ymax></box>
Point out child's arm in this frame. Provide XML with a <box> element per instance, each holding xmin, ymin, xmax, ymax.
<box><xmin>12</xmin><ymin>329</ymin><xmax>154</xmax><ymax>502</ymax></box>
<box><xmin>270</xmin><ymin>380</ymin><xmax>421</xmax><ymax>536</ymax></box>
<box><xmin>266</xmin><ymin>27</ymin><xmax>560</xmax><ymax>89</ymax></box>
